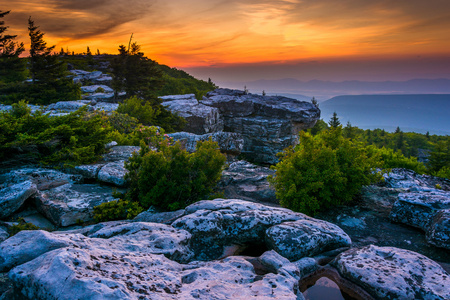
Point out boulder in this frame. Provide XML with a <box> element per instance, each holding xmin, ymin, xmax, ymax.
<box><xmin>383</xmin><ymin>168</ymin><xmax>450</xmax><ymax>191</ymax></box>
<box><xmin>133</xmin><ymin>208</ymin><xmax>185</xmax><ymax>224</ymax></box>
<box><xmin>0</xmin><ymin>168</ymin><xmax>82</xmax><ymax>190</ymax></box>
<box><xmin>169</xmin><ymin>131</ymin><xmax>244</xmax><ymax>155</ymax></box>
<box><xmin>34</xmin><ymin>183</ymin><xmax>116</xmax><ymax>227</ymax></box>
<box><xmin>101</xmin><ymin>146</ymin><xmax>140</xmax><ymax>162</ymax></box>
<box><xmin>97</xmin><ymin>160</ymin><xmax>128</xmax><ymax>187</ymax></box>
<box><xmin>390</xmin><ymin>190</ymin><xmax>450</xmax><ymax>231</ymax></box>
<box><xmin>161</xmin><ymin>94</ymin><xmax>223</xmax><ymax>134</ymax></box>
<box><xmin>265</xmin><ymin>219</ymin><xmax>352</xmax><ymax>261</ymax></box>
<box><xmin>0</xmin><ymin>181</ymin><xmax>37</xmax><ymax>219</ymax></box>
<box><xmin>46</xmin><ymin>100</ymin><xmax>92</xmax><ymax>112</ymax></box>
<box><xmin>217</xmin><ymin>160</ymin><xmax>276</xmax><ymax>203</ymax></box>
<box><xmin>0</xmin><ymin>228</ymin><xmax>9</xmax><ymax>243</ymax></box>
<box><xmin>200</xmin><ymin>89</ymin><xmax>320</xmax><ymax>164</ymax></box>
<box><xmin>427</xmin><ymin>209</ymin><xmax>450</xmax><ymax>249</ymax></box>
<box><xmin>333</xmin><ymin>245</ymin><xmax>450</xmax><ymax>300</ymax></box>
<box><xmin>172</xmin><ymin>199</ymin><xmax>308</xmax><ymax>261</ymax></box>
<box><xmin>80</xmin><ymin>85</ymin><xmax>113</xmax><ymax>93</ymax></box>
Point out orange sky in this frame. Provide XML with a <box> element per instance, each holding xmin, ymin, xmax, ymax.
<box><xmin>2</xmin><ymin>0</ymin><xmax>450</xmax><ymax>80</ymax></box>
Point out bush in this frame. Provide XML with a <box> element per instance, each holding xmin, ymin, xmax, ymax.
<box><xmin>125</xmin><ymin>138</ymin><xmax>226</xmax><ymax>211</ymax></box>
<box><xmin>117</xmin><ymin>96</ymin><xmax>159</xmax><ymax>125</ymax></box>
<box><xmin>269</xmin><ymin>128</ymin><xmax>382</xmax><ymax>215</ymax></box>
<box><xmin>366</xmin><ymin>146</ymin><xmax>427</xmax><ymax>174</ymax></box>
<box><xmin>435</xmin><ymin>166</ymin><xmax>450</xmax><ymax>180</ymax></box>
<box><xmin>0</xmin><ymin>102</ymin><xmax>111</xmax><ymax>167</ymax></box>
<box><xmin>93</xmin><ymin>200</ymin><xmax>144</xmax><ymax>222</ymax></box>
<box><xmin>8</xmin><ymin>218</ymin><xmax>40</xmax><ymax>236</ymax></box>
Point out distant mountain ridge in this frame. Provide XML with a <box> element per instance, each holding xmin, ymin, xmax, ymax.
<box><xmin>221</xmin><ymin>78</ymin><xmax>450</xmax><ymax>101</ymax></box>
<box><xmin>320</xmin><ymin>94</ymin><xmax>450</xmax><ymax>135</ymax></box>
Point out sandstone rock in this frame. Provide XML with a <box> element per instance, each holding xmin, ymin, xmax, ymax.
<box><xmin>0</xmin><ymin>228</ymin><xmax>8</xmax><ymax>243</ymax></box>
<box><xmin>0</xmin><ymin>168</ymin><xmax>82</xmax><ymax>190</ymax></box>
<box><xmin>92</xmin><ymin>101</ymin><xmax>119</xmax><ymax>112</ymax></box>
<box><xmin>172</xmin><ymin>199</ymin><xmax>308</xmax><ymax>261</ymax></box>
<box><xmin>390</xmin><ymin>190</ymin><xmax>450</xmax><ymax>231</ymax></box>
<box><xmin>97</xmin><ymin>160</ymin><xmax>128</xmax><ymax>187</ymax></box>
<box><xmin>201</xmin><ymin>89</ymin><xmax>320</xmax><ymax>164</ymax></box>
<box><xmin>383</xmin><ymin>168</ymin><xmax>450</xmax><ymax>191</ymax></box>
<box><xmin>265</xmin><ymin>219</ymin><xmax>352</xmax><ymax>261</ymax></box>
<box><xmin>34</xmin><ymin>183</ymin><xmax>116</xmax><ymax>227</ymax></box>
<box><xmin>101</xmin><ymin>145</ymin><xmax>140</xmax><ymax>162</ymax></box>
<box><xmin>218</xmin><ymin>160</ymin><xmax>276</xmax><ymax>203</ymax></box>
<box><xmin>333</xmin><ymin>245</ymin><xmax>450</xmax><ymax>300</ymax></box>
<box><xmin>73</xmin><ymin>164</ymin><xmax>104</xmax><ymax>179</ymax></box>
<box><xmin>162</xmin><ymin>94</ymin><xmax>223</xmax><ymax>134</ymax></box>
<box><xmin>169</xmin><ymin>131</ymin><xmax>244</xmax><ymax>155</ymax></box>
<box><xmin>133</xmin><ymin>209</ymin><xmax>185</xmax><ymax>224</ymax></box>
<box><xmin>84</xmin><ymin>92</ymin><xmax>114</xmax><ymax>101</ymax></box>
<box><xmin>46</xmin><ymin>100</ymin><xmax>92</xmax><ymax>112</ymax></box>
<box><xmin>87</xmin><ymin>71</ymin><xmax>103</xmax><ymax>80</ymax></box>
<box><xmin>81</xmin><ymin>85</ymin><xmax>113</xmax><ymax>93</ymax></box>
<box><xmin>0</xmin><ymin>181</ymin><xmax>37</xmax><ymax>219</ymax></box>
<box><xmin>427</xmin><ymin>209</ymin><xmax>450</xmax><ymax>249</ymax></box>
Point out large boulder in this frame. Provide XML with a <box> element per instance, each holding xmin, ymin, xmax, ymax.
<box><xmin>0</xmin><ymin>181</ymin><xmax>37</xmax><ymax>219</ymax></box>
<box><xmin>333</xmin><ymin>245</ymin><xmax>450</xmax><ymax>300</ymax></box>
<box><xmin>34</xmin><ymin>183</ymin><xmax>117</xmax><ymax>227</ymax></box>
<box><xmin>97</xmin><ymin>161</ymin><xmax>128</xmax><ymax>187</ymax></box>
<box><xmin>201</xmin><ymin>89</ymin><xmax>320</xmax><ymax>164</ymax></box>
<box><xmin>265</xmin><ymin>219</ymin><xmax>351</xmax><ymax>261</ymax></box>
<box><xmin>217</xmin><ymin>160</ymin><xmax>276</xmax><ymax>203</ymax></box>
<box><xmin>428</xmin><ymin>209</ymin><xmax>450</xmax><ymax>249</ymax></box>
<box><xmin>161</xmin><ymin>94</ymin><xmax>223</xmax><ymax>134</ymax></box>
<box><xmin>0</xmin><ymin>168</ymin><xmax>82</xmax><ymax>190</ymax></box>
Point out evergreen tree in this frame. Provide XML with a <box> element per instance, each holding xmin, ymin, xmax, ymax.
<box><xmin>311</xmin><ymin>97</ymin><xmax>318</xmax><ymax>108</ymax></box>
<box><xmin>328</xmin><ymin>112</ymin><xmax>341</xmax><ymax>128</ymax></box>
<box><xmin>343</xmin><ymin>121</ymin><xmax>356</xmax><ymax>140</ymax></box>
<box><xmin>427</xmin><ymin>141</ymin><xmax>450</xmax><ymax>173</ymax></box>
<box><xmin>0</xmin><ymin>10</ymin><xmax>26</xmax><ymax>83</ymax></box>
<box><xmin>111</xmin><ymin>42</ymin><xmax>163</xmax><ymax>100</ymax></box>
<box><xmin>27</xmin><ymin>17</ymin><xmax>80</xmax><ymax>104</ymax></box>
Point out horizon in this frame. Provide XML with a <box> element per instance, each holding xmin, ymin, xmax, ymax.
<box><xmin>2</xmin><ymin>0</ymin><xmax>450</xmax><ymax>83</ymax></box>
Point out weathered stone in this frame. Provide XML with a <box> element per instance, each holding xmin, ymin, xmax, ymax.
<box><xmin>162</xmin><ymin>94</ymin><xmax>223</xmax><ymax>134</ymax></box>
<box><xmin>172</xmin><ymin>199</ymin><xmax>308</xmax><ymax>261</ymax></box>
<box><xmin>101</xmin><ymin>145</ymin><xmax>140</xmax><ymax>162</ymax></box>
<box><xmin>265</xmin><ymin>219</ymin><xmax>351</xmax><ymax>261</ymax></box>
<box><xmin>81</xmin><ymin>85</ymin><xmax>113</xmax><ymax>93</ymax></box>
<box><xmin>333</xmin><ymin>245</ymin><xmax>450</xmax><ymax>300</ymax></box>
<box><xmin>84</xmin><ymin>92</ymin><xmax>114</xmax><ymax>101</ymax></box>
<box><xmin>169</xmin><ymin>131</ymin><xmax>244</xmax><ymax>155</ymax></box>
<box><xmin>0</xmin><ymin>181</ymin><xmax>37</xmax><ymax>219</ymax></box>
<box><xmin>427</xmin><ymin>209</ymin><xmax>450</xmax><ymax>249</ymax></box>
<box><xmin>383</xmin><ymin>168</ymin><xmax>450</xmax><ymax>191</ymax></box>
<box><xmin>201</xmin><ymin>89</ymin><xmax>320</xmax><ymax>164</ymax></box>
<box><xmin>0</xmin><ymin>168</ymin><xmax>82</xmax><ymax>190</ymax></box>
<box><xmin>97</xmin><ymin>160</ymin><xmax>128</xmax><ymax>187</ymax></box>
<box><xmin>133</xmin><ymin>209</ymin><xmax>185</xmax><ymax>224</ymax></box>
<box><xmin>46</xmin><ymin>100</ymin><xmax>92</xmax><ymax>112</ymax></box>
<box><xmin>0</xmin><ymin>228</ymin><xmax>8</xmax><ymax>243</ymax></box>
<box><xmin>34</xmin><ymin>183</ymin><xmax>116</xmax><ymax>227</ymax></box>
<box><xmin>73</xmin><ymin>164</ymin><xmax>104</xmax><ymax>179</ymax></box>
<box><xmin>390</xmin><ymin>190</ymin><xmax>450</xmax><ymax>231</ymax></box>
<box><xmin>218</xmin><ymin>160</ymin><xmax>276</xmax><ymax>203</ymax></box>
<box><xmin>93</xmin><ymin>101</ymin><xmax>119</xmax><ymax>112</ymax></box>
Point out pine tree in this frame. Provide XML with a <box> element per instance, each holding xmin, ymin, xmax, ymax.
<box><xmin>111</xmin><ymin>41</ymin><xmax>163</xmax><ymax>100</ymax></box>
<box><xmin>311</xmin><ymin>97</ymin><xmax>318</xmax><ymax>108</ymax></box>
<box><xmin>328</xmin><ymin>112</ymin><xmax>341</xmax><ymax>128</ymax></box>
<box><xmin>27</xmin><ymin>17</ymin><xmax>80</xmax><ymax>104</ymax></box>
<box><xmin>0</xmin><ymin>10</ymin><xmax>26</xmax><ymax>83</ymax></box>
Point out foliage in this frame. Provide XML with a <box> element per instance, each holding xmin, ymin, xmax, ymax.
<box><xmin>328</xmin><ymin>112</ymin><xmax>341</xmax><ymax>128</ymax></box>
<box><xmin>107</xmin><ymin>125</ymin><xmax>163</xmax><ymax>146</ymax></box>
<box><xmin>0</xmin><ymin>101</ymin><xmax>111</xmax><ymax>167</ymax></box>
<box><xmin>269</xmin><ymin>127</ymin><xmax>382</xmax><ymax>215</ymax></box>
<box><xmin>125</xmin><ymin>138</ymin><xmax>226</xmax><ymax>211</ymax></box>
<box><xmin>8</xmin><ymin>218</ymin><xmax>40</xmax><ymax>236</ymax></box>
<box><xmin>111</xmin><ymin>42</ymin><xmax>163</xmax><ymax>99</ymax></box>
<box><xmin>435</xmin><ymin>167</ymin><xmax>450</xmax><ymax>180</ymax></box>
<box><xmin>427</xmin><ymin>140</ymin><xmax>450</xmax><ymax>174</ymax></box>
<box><xmin>117</xmin><ymin>96</ymin><xmax>159</xmax><ymax>125</ymax></box>
<box><xmin>93</xmin><ymin>200</ymin><xmax>143</xmax><ymax>222</ymax></box>
<box><xmin>0</xmin><ymin>10</ymin><xmax>26</xmax><ymax>83</ymax></box>
<box><xmin>366</xmin><ymin>146</ymin><xmax>427</xmax><ymax>174</ymax></box>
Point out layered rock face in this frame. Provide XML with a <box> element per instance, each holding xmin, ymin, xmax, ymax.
<box><xmin>201</xmin><ymin>89</ymin><xmax>320</xmax><ymax>164</ymax></box>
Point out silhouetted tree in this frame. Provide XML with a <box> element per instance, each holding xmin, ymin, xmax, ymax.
<box><xmin>328</xmin><ymin>112</ymin><xmax>341</xmax><ymax>128</ymax></box>
<box><xmin>0</xmin><ymin>10</ymin><xmax>26</xmax><ymax>83</ymax></box>
<box><xmin>311</xmin><ymin>97</ymin><xmax>318</xmax><ymax>108</ymax></box>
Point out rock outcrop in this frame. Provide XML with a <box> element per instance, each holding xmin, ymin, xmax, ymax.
<box><xmin>200</xmin><ymin>89</ymin><xmax>320</xmax><ymax>164</ymax></box>
<box><xmin>0</xmin><ymin>181</ymin><xmax>37</xmax><ymax>219</ymax></box>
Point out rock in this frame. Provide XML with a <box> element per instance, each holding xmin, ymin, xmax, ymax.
<box><xmin>390</xmin><ymin>190</ymin><xmax>450</xmax><ymax>231</ymax></box>
<box><xmin>200</xmin><ymin>89</ymin><xmax>320</xmax><ymax>164</ymax></box>
<box><xmin>427</xmin><ymin>209</ymin><xmax>450</xmax><ymax>249</ymax></box>
<box><xmin>101</xmin><ymin>145</ymin><xmax>140</xmax><ymax>162</ymax></box>
<box><xmin>97</xmin><ymin>161</ymin><xmax>128</xmax><ymax>187</ymax></box>
<box><xmin>84</xmin><ymin>92</ymin><xmax>114</xmax><ymax>101</ymax></box>
<box><xmin>46</xmin><ymin>100</ymin><xmax>92</xmax><ymax>112</ymax></box>
<box><xmin>259</xmin><ymin>250</ymin><xmax>303</xmax><ymax>281</ymax></box>
<box><xmin>218</xmin><ymin>160</ymin><xmax>276</xmax><ymax>203</ymax></box>
<box><xmin>265</xmin><ymin>219</ymin><xmax>351</xmax><ymax>261</ymax></box>
<box><xmin>105</xmin><ymin>141</ymin><xmax>118</xmax><ymax>149</ymax></box>
<box><xmin>87</xmin><ymin>71</ymin><xmax>102</xmax><ymax>80</ymax></box>
<box><xmin>81</xmin><ymin>85</ymin><xmax>113</xmax><ymax>93</ymax></box>
<box><xmin>73</xmin><ymin>164</ymin><xmax>104</xmax><ymax>179</ymax></box>
<box><xmin>169</xmin><ymin>131</ymin><xmax>244</xmax><ymax>155</ymax></box>
<box><xmin>0</xmin><ymin>228</ymin><xmax>8</xmax><ymax>243</ymax></box>
<box><xmin>333</xmin><ymin>245</ymin><xmax>450</xmax><ymax>300</ymax></box>
<box><xmin>383</xmin><ymin>168</ymin><xmax>450</xmax><ymax>191</ymax></box>
<box><xmin>92</xmin><ymin>101</ymin><xmax>119</xmax><ymax>112</ymax></box>
<box><xmin>172</xmin><ymin>199</ymin><xmax>308</xmax><ymax>261</ymax></box>
<box><xmin>0</xmin><ymin>168</ymin><xmax>82</xmax><ymax>190</ymax></box>
<box><xmin>34</xmin><ymin>183</ymin><xmax>116</xmax><ymax>227</ymax></box>
<box><xmin>133</xmin><ymin>208</ymin><xmax>185</xmax><ymax>224</ymax></box>
<box><xmin>0</xmin><ymin>181</ymin><xmax>37</xmax><ymax>219</ymax></box>
<box><xmin>161</xmin><ymin>94</ymin><xmax>224</xmax><ymax>134</ymax></box>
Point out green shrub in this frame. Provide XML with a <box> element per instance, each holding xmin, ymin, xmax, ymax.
<box><xmin>435</xmin><ymin>166</ymin><xmax>450</xmax><ymax>180</ymax></box>
<box><xmin>8</xmin><ymin>218</ymin><xmax>40</xmax><ymax>236</ymax></box>
<box><xmin>366</xmin><ymin>146</ymin><xmax>427</xmax><ymax>174</ymax></box>
<box><xmin>269</xmin><ymin>128</ymin><xmax>382</xmax><ymax>215</ymax></box>
<box><xmin>93</xmin><ymin>199</ymin><xmax>144</xmax><ymax>222</ymax></box>
<box><xmin>0</xmin><ymin>103</ymin><xmax>111</xmax><ymax>167</ymax></box>
<box><xmin>125</xmin><ymin>138</ymin><xmax>226</xmax><ymax>211</ymax></box>
<box><xmin>117</xmin><ymin>96</ymin><xmax>159</xmax><ymax>125</ymax></box>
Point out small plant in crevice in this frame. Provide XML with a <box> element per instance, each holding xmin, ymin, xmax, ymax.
<box><xmin>8</xmin><ymin>218</ymin><xmax>40</xmax><ymax>236</ymax></box>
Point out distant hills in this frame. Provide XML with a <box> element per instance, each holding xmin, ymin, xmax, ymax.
<box><xmin>222</xmin><ymin>78</ymin><xmax>450</xmax><ymax>101</ymax></box>
<box><xmin>319</xmin><ymin>94</ymin><xmax>450</xmax><ymax>135</ymax></box>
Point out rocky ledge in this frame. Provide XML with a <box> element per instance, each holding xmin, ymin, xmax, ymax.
<box><xmin>0</xmin><ymin>199</ymin><xmax>448</xmax><ymax>300</ymax></box>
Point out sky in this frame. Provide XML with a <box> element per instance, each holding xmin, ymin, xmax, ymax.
<box><xmin>2</xmin><ymin>0</ymin><xmax>450</xmax><ymax>82</ymax></box>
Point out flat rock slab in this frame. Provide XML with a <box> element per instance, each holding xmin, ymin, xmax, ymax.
<box><xmin>0</xmin><ymin>181</ymin><xmax>37</xmax><ymax>219</ymax></box>
<box><xmin>333</xmin><ymin>245</ymin><xmax>450</xmax><ymax>300</ymax></box>
<box><xmin>34</xmin><ymin>183</ymin><xmax>116</xmax><ymax>227</ymax></box>
<box><xmin>0</xmin><ymin>168</ymin><xmax>82</xmax><ymax>190</ymax></box>
<box><xmin>97</xmin><ymin>161</ymin><xmax>128</xmax><ymax>187</ymax></box>
<box><xmin>266</xmin><ymin>219</ymin><xmax>351</xmax><ymax>261</ymax></box>
<box><xmin>101</xmin><ymin>146</ymin><xmax>140</xmax><ymax>162</ymax></box>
